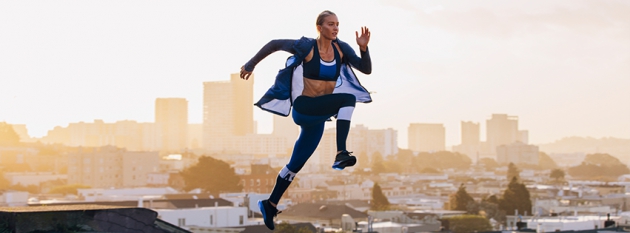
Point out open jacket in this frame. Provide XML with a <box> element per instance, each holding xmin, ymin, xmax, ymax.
<box><xmin>244</xmin><ymin>37</ymin><xmax>372</xmax><ymax>116</ymax></box>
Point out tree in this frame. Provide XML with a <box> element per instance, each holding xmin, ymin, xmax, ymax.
<box><xmin>484</xmin><ymin>194</ymin><xmax>499</xmax><ymax>205</ymax></box>
<box><xmin>479</xmin><ymin>158</ymin><xmax>499</xmax><ymax>170</ymax></box>
<box><xmin>449</xmin><ymin>184</ymin><xmax>474</xmax><ymax>211</ymax></box>
<box><xmin>391</xmin><ymin>149</ymin><xmax>415</xmax><ymax>173</ymax></box>
<box><xmin>356</xmin><ymin>152</ymin><xmax>369</xmax><ymax>169</ymax></box>
<box><xmin>568</xmin><ymin>153</ymin><xmax>630</xmax><ymax>179</ymax></box>
<box><xmin>445</xmin><ymin>215</ymin><xmax>492</xmax><ymax>233</ymax></box>
<box><xmin>371</xmin><ymin>182</ymin><xmax>389</xmax><ymax>210</ymax></box>
<box><xmin>583</xmin><ymin>153</ymin><xmax>625</xmax><ymax>166</ymax></box>
<box><xmin>371</xmin><ymin>152</ymin><xmax>386</xmax><ymax>175</ymax></box>
<box><xmin>420</xmin><ymin>167</ymin><xmax>441</xmax><ymax>174</ymax></box>
<box><xmin>549</xmin><ymin>169</ymin><xmax>565</xmax><ymax>183</ymax></box>
<box><xmin>10</xmin><ymin>184</ymin><xmax>39</xmax><ymax>194</ymax></box>
<box><xmin>507</xmin><ymin>163</ymin><xmax>520</xmax><ymax>182</ymax></box>
<box><xmin>499</xmin><ymin>177</ymin><xmax>532</xmax><ymax>216</ymax></box>
<box><xmin>275</xmin><ymin>222</ymin><xmax>314</xmax><ymax>233</ymax></box>
<box><xmin>180</xmin><ymin>156</ymin><xmax>242</xmax><ymax>196</ymax></box>
<box><xmin>414</xmin><ymin>151</ymin><xmax>472</xmax><ymax>171</ymax></box>
<box><xmin>538</xmin><ymin>152</ymin><xmax>558</xmax><ymax>170</ymax></box>
<box><xmin>0</xmin><ymin>122</ymin><xmax>20</xmax><ymax>146</ymax></box>
<box><xmin>467</xmin><ymin>201</ymin><xmax>506</xmax><ymax>225</ymax></box>
<box><xmin>467</xmin><ymin>194</ymin><xmax>507</xmax><ymax>225</ymax></box>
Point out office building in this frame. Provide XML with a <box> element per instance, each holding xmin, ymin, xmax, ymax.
<box><xmin>203</xmin><ymin>73</ymin><xmax>254</xmax><ymax>152</ymax></box>
<box><xmin>155</xmin><ymin>98</ymin><xmax>188</xmax><ymax>152</ymax></box>
<box><xmin>408</xmin><ymin>123</ymin><xmax>445</xmax><ymax>152</ymax></box>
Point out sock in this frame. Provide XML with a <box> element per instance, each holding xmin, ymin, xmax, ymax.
<box><xmin>268</xmin><ymin>166</ymin><xmax>296</xmax><ymax>204</ymax></box>
<box><xmin>336</xmin><ymin>120</ymin><xmax>351</xmax><ymax>152</ymax></box>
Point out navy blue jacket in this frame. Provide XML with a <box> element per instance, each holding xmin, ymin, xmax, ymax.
<box><xmin>244</xmin><ymin>37</ymin><xmax>372</xmax><ymax>116</ymax></box>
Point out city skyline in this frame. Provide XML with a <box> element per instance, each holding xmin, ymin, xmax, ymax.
<box><xmin>1</xmin><ymin>1</ymin><xmax>628</xmax><ymax>148</ymax></box>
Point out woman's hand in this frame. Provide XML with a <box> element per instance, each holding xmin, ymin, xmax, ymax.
<box><xmin>240</xmin><ymin>66</ymin><xmax>252</xmax><ymax>80</ymax></box>
<box><xmin>356</xmin><ymin>26</ymin><xmax>371</xmax><ymax>52</ymax></box>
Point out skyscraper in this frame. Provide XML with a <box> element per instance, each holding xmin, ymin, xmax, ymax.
<box><xmin>408</xmin><ymin>123</ymin><xmax>445</xmax><ymax>152</ymax></box>
<box><xmin>486</xmin><ymin>114</ymin><xmax>519</xmax><ymax>153</ymax></box>
<box><xmin>461</xmin><ymin>121</ymin><xmax>480</xmax><ymax>146</ymax></box>
<box><xmin>453</xmin><ymin>121</ymin><xmax>481</xmax><ymax>161</ymax></box>
<box><xmin>203</xmin><ymin>73</ymin><xmax>254</xmax><ymax>151</ymax></box>
<box><xmin>155</xmin><ymin>98</ymin><xmax>188</xmax><ymax>152</ymax></box>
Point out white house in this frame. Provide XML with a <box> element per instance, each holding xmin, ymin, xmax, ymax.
<box><xmin>156</xmin><ymin>206</ymin><xmax>250</xmax><ymax>228</ymax></box>
<box><xmin>0</xmin><ymin>191</ymin><xmax>29</xmax><ymax>207</ymax></box>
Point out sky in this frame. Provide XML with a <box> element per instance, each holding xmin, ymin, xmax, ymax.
<box><xmin>1</xmin><ymin>0</ymin><xmax>629</xmax><ymax>148</ymax></box>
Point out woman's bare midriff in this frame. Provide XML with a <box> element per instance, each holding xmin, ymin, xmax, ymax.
<box><xmin>302</xmin><ymin>78</ymin><xmax>336</xmax><ymax>97</ymax></box>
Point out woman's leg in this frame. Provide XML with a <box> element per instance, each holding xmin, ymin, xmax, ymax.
<box><xmin>268</xmin><ymin>112</ymin><xmax>326</xmax><ymax>205</ymax></box>
<box><xmin>292</xmin><ymin>94</ymin><xmax>356</xmax><ymax>152</ymax></box>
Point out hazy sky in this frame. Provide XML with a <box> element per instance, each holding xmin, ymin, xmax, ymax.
<box><xmin>1</xmin><ymin>0</ymin><xmax>628</xmax><ymax>148</ymax></box>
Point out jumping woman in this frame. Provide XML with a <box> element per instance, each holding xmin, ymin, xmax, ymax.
<box><xmin>239</xmin><ymin>10</ymin><xmax>372</xmax><ymax>230</ymax></box>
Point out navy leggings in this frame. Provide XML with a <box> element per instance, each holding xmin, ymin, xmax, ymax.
<box><xmin>268</xmin><ymin>93</ymin><xmax>355</xmax><ymax>204</ymax></box>
<box><xmin>286</xmin><ymin>93</ymin><xmax>356</xmax><ymax>172</ymax></box>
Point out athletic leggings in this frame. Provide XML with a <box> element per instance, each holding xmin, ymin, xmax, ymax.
<box><xmin>268</xmin><ymin>93</ymin><xmax>355</xmax><ymax>204</ymax></box>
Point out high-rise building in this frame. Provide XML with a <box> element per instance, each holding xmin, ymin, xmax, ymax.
<box><xmin>155</xmin><ymin>98</ymin><xmax>188</xmax><ymax>152</ymax></box>
<box><xmin>461</xmin><ymin>121</ymin><xmax>480</xmax><ymax>146</ymax></box>
<box><xmin>453</xmin><ymin>121</ymin><xmax>481</xmax><ymax>161</ymax></box>
<box><xmin>203</xmin><ymin>74</ymin><xmax>254</xmax><ymax>151</ymax></box>
<box><xmin>408</xmin><ymin>123</ymin><xmax>445</xmax><ymax>152</ymax></box>
<box><xmin>187</xmin><ymin>124</ymin><xmax>203</xmax><ymax>149</ymax></box>
<box><xmin>354</xmin><ymin>125</ymin><xmax>398</xmax><ymax>159</ymax></box>
<box><xmin>486</xmin><ymin>114</ymin><xmax>519</xmax><ymax>152</ymax></box>
<box><xmin>518</xmin><ymin>130</ymin><xmax>529</xmax><ymax>144</ymax></box>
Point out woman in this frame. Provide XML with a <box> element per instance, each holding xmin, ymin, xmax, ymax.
<box><xmin>240</xmin><ymin>10</ymin><xmax>372</xmax><ymax>230</ymax></box>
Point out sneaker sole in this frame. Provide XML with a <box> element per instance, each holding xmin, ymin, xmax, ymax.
<box><xmin>258</xmin><ymin>200</ymin><xmax>275</xmax><ymax>230</ymax></box>
<box><xmin>332</xmin><ymin>156</ymin><xmax>357</xmax><ymax>170</ymax></box>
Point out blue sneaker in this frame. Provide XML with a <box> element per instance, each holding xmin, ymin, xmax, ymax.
<box><xmin>258</xmin><ymin>199</ymin><xmax>279</xmax><ymax>230</ymax></box>
<box><xmin>332</xmin><ymin>150</ymin><xmax>357</xmax><ymax>170</ymax></box>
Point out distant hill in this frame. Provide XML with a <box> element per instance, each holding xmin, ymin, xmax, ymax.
<box><xmin>538</xmin><ymin>137</ymin><xmax>630</xmax><ymax>163</ymax></box>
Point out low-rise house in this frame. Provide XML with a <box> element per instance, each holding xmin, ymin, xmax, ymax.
<box><xmin>156</xmin><ymin>206</ymin><xmax>250</xmax><ymax>228</ymax></box>
<box><xmin>0</xmin><ymin>190</ymin><xmax>28</xmax><ymax>207</ymax></box>
<box><xmin>315</xmin><ymin>200</ymin><xmax>371</xmax><ymax>212</ymax></box>
<box><xmin>279</xmin><ymin>203</ymin><xmax>368</xmax><ymax>228</ymax></box>
<box><xmin>388</xmin><ymin>195</ymin><xmax>445</xmax><ymax>210</ymax></box>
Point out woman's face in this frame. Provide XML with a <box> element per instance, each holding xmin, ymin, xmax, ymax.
<box><xmin>318</xmin><ymin>15</ymin><xmax>339</xmax><ymax>40</ymax></box>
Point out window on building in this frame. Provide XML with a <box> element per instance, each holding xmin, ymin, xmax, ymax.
<box><xmin>178</xmin><ymin>218</ymin><xmax>186</xmax><ymax>226</ymax></box>
<box><xmin>210</xmin><ymin>215</ymin><xmax>213</xmax><ymax>225</ymax></box>
<box><xmin>256</xmin><ymin>179</ymin><xmax>260</xmax><ymax>186</ymax></box>
<box><xmin>239</xmin><ymin>215</ymin><xmax>244</xmax><ymax>225</ymax></box>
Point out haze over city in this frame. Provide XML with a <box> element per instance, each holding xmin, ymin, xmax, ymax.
<box><xmin>1</xmin><ymin>0</ymin><xmax>628</xmax><ymax>148</ymax></box>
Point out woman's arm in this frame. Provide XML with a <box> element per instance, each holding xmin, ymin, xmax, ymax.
<box><xmin>342</xmin><ymin>45</ymin><xmax>371</xmax><ymax>75</ymax></box>
<box><xmin>240</xmin><ymin>39</ymin><xmax>297</xmax><ymax>80</ymax></box>
<box><xmin>243</xmin><ymin>39</ymin><xmax>297</xmax><ymax>72</ymax></box>
<box><xmin>341</xmin><ymin>27</ymin><xmax>371</xmax><ymax>74</ymax></box>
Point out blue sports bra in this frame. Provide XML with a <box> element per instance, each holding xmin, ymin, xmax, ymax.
<box><xmin>302</xmin><ymin>42</ymin><xmax>341</xmax><ymax>81</ymax></box>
